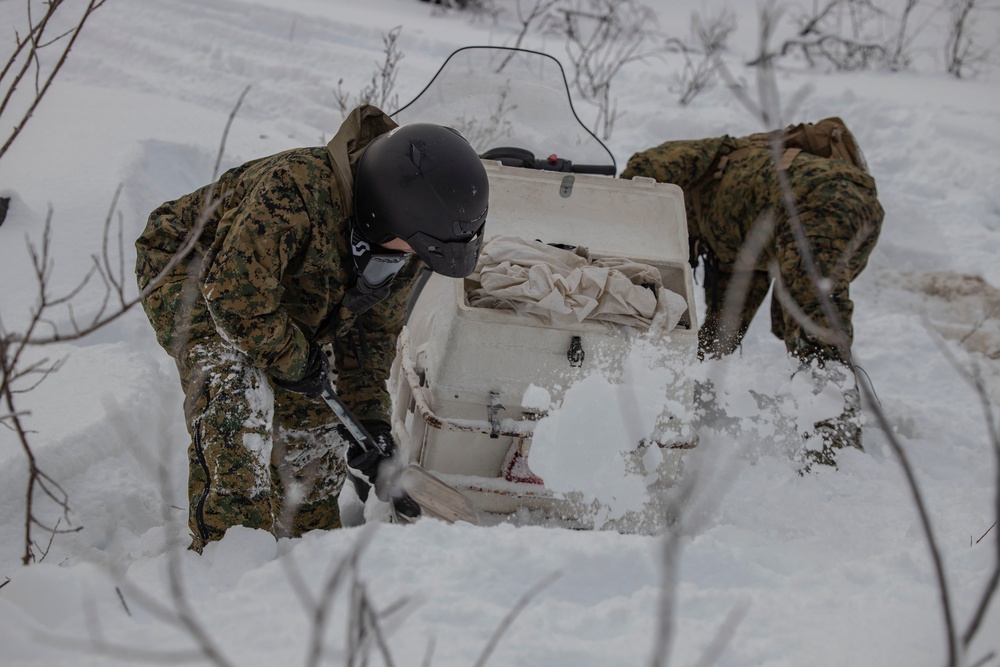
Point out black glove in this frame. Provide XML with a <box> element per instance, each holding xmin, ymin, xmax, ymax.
<box><xmin>272</xmin><ymin>343</ymin><xmax>329</xmax><ymax>399</ymax></box>
<box><xmin>346</xmin><ymin>420</ymin><xmax>421</xmax><ymax>521</ymax></box>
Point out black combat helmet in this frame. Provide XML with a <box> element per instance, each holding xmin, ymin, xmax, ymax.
<box><xmin>354</xmin><ymin>124</ymin><xmax>489</xmax><ymax>278</ymax></box>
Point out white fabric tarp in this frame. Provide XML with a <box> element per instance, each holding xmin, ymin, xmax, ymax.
<box><xmin>466</xmin><ymin>236</ymin><xmax>687</xmax><ymax>332</ymax></box>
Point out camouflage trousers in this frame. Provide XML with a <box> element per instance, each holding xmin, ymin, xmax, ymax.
<box><xmin>698</xmin><ymin>177</ymin><xmax>883</xmax><ymax>364</ymax></box>
<box><xmin>140</xmin><ymin>276</ymin><xmax>347</xmax><ymax>552</ymax></box>
<box><xmin>696</xmin><ymin>178</ymin><xmax>880</xmax><ymax>458</ymax></box>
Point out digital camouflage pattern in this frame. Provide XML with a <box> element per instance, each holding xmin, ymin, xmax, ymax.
<box><xmin>178</xmin><ymin>340</ymin><xmax>348</xmax><ymax>549</ymax></box>
<box><xmin>136</xmin><ymin>106</ymin><xmax>423</xmax><ymax>549</ymax></box>
<box><xmin>621</xmin><ymin>132</ymin><xmax>883</xmax><ymax>363</ymax></box>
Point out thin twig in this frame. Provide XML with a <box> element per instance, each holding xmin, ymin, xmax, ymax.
<box><xmin>712</xmin><ymin>6</ymin><xmax>965</xmax><ymax>665</ymax></box>
<box><xmin>472</xmin><ymin>571</ymin><xmax>561</xmax><ymax>667</ymax></box>
<box><xmin>689</xmin><ymin>599</ymin><xmax>751</xmax><ymax>667</ymax></box>
<box><xmin>857</xmin><ymin>376</ymin><xmax>960</xmax><ymax>665</ymax></box>
<box><xmin>116</xmin><ymin>587</ymin><xmax>132</xmax><ymax>617</ymax></box>
<box><xmin>924</xmin><ymin>330</ymin><xmax>1000</xmax><ymax>649</ymax></box>
<box><xmin>4</xmin><ymin>85</ymin><xmax>249</xmax><ymax>564</ymax></box>
<box><xmin>23</xmin><ymin>85</ymin><xmax>250</xmax><ymax>346</ymax></box>
<box><xmin>970</xmin><ymin>650</ymin><xmax>996</xmax><ymax>667</ymax></box>
<box><xmin>1</xmin><ymin>0</ymin><xmax>109</xmax><ymax>161</ymax></box>
<box><xmin>295</xmin><ymin>524</ymin><xmax>379</xmax><ymax>667</ymax></box>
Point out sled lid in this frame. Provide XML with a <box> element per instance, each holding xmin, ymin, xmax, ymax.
<box><xmin>482</xmin><ymin>163</ymin><xmax>688</xmax><ymax>265</ymax></box>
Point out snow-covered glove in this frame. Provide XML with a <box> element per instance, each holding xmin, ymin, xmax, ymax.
<box><xmin>346</xmin><ymin>420</ymin><xmax>422</xmax><ymax>521</ymax></box>
<box><xmin>272</xmin><ymin>343</ymin><xmax>329</xmax><ymax>399</ymax></box>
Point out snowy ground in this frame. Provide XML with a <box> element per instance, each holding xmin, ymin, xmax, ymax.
<box><xmin>1</xmin><ymin>1</ymin><xmax>999</xmax><ymax>665</ymax></box>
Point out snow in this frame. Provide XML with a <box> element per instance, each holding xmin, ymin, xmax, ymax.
<box><xmin>1</xmin><ymin>0</ymin><xmax>999</xmax><ymax>665</ymax></box>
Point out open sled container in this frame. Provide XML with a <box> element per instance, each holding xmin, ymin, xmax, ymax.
<box><xmin>388</xmin><ymin>47</ymin><xmax>699</xmax><ymax>526</ymax></box>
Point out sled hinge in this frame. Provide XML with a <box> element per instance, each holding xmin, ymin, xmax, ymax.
<box><xmin>488</xmin><ymin>390</ymin><xmax>504</xmax><ymax>439</ymax></box>
<box><xmin>567</xmin><ymin>335</ymin><xmax>584</xmax><ymax>367</ymax></box>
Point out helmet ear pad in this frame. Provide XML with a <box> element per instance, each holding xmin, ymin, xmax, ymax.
<box><xmin>354</xmin><ymin>124</ymin><xmax>489</xmax><ymax>275</ymax></box>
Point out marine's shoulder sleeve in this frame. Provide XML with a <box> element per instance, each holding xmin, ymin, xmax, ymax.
<box><xmin>620</xmin><ymin>137</ymin><xmax>732</xmax><ymax>191</ymax></box>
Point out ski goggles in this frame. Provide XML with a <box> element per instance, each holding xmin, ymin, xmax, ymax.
<box><xmin>350</xmin><ymin>226</ymin><xmax>410</xmax><ymax>288</ymax></box>
<box><xmin>357</xmin><ymin>251</ymin><xmax>411</xmax><ymax>289</ymax></box>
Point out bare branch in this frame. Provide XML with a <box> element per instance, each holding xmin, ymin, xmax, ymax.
<box><xmin>922</xmin><ymin>329</ymin><xmax>1000</xmax><ymax>650</ymax></box>
<box><xmin>334</xmin><ymin>27</ymin><xmax>404</xmax><ymax>117</ymax></box>
<box><xmin>970</xmin><ymin>651</ymin><xmax>997</xmax><ymax>667</ymax></box>
<box><xmin>670</xmin><ymin>9</ymin><xmax>736</xmax><ymax>107</ymax></box>
<box><xmin>761</xmin><ymin>0</ymin><xmax>935</xmax><ymax>72</ymax></box>
<box><xmin>0</xmin><ymin>0</ymin><xmax>109</xmax><ymax>162</ymax></box>
<box><xmin>857</xmin><ymin>374</ymin><xmax>961</xmax><ymax>665</ymax></box>
<box><xmin>889</xmin><ymin>0</ymin><xmax>923</xmax><ymax>70</ymax></box>
<box><xmin>22</xmin><ymin>85</ymin><xmax>250</xmax><ymax>346</ymax></box>
<box><xmin>345</xmin><ymin>570</ymin><xmax>410</xmax><ymax>667</ymax></box>
<box><xmin>2</xmin><ymin>85</ymin><xmax>249</xmax><ymax>564</ymax></box>
<box><xmin>648</xmin><ymin>476</ymin><xmax>695</xmax><ymax>667</ymax></box>
<box><xmin>689</xmin><ymin>598</ymin><xmax>751</xmax><ymax>667</ymax></box>
<box><xmin>555</xmin><ymin>0</ymin><xmax>664</xmax><ymax>140</ymax></box>
<box><xmin>303</xmin><ymin>526</ymin><xmax>376</xmax><ymax>667</ymax></box>
<box><xmin>473</xmin><ymin>570</ymin><xmax>561</xmax><ymax>667</ymax></box>
<box><xmin>778</xmin><ymin>33</ymin><xmax>888</xmax><ymax>71</ymax></box>
<box><xmin>944</xmin><ymin>0</ymin><xmax>993</xmax><ymax>78</ymax></box>
<box><xmin>713</xmin><ymin>7</ymin><xmax>970</xmax><ymax>665</ymax></box>
<box><xmin>165</xmin><ymin>546</ymin><xmax>236</xmax><ymax>667</ymax></box>
<box><xmin>506</xmin><ymin>0</ymin><xmax>560</xmax><ymax>55</ymax></box>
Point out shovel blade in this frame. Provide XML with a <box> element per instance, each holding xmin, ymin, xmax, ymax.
<box><xmin>400</xmin><ymin>464</ymin><xmax>480</xmax><ymax>525</ymax></box>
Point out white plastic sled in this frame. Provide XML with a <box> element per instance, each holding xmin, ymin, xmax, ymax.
<box><xmin>387</xmin><ymin>47</ymin><xmax>699</xmax><ymax>530</ymax></box>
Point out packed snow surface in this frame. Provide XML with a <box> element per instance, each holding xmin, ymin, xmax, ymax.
<box><xmin>1</xmin><ymin>1</ymin><xmax>998</xmax><ymax>666</ymax></box>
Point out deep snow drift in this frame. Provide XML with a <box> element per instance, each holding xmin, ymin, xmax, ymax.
<box><xmin>1</xmin><ymin>1</ymin><xmax>999</xmax><ymax>666</ymax></box>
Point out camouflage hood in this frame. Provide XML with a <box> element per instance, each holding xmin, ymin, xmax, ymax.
<box><xmin>326</xmin><ymin>104</ymin><xmax>398</xmax><ymax>217</ymax></box>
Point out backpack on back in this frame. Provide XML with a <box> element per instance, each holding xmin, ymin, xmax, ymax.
<box><xmin>685</xmin><ymin>117</ymin><xmax>869</xmax><ymax>255</ymax></box>
<box><xmin>743</xmin><ymin>116</ymin><xmax>868</xmax><ymax>173</ymax></box>
<box><xmin>690</xmin><ymin>116</ymin><xmax>869</xmax><ymax>217</ymax></box>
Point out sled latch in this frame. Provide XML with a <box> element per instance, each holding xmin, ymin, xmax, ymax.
<box><xmin>559</xmin><ymin>174</ymin><xmax>575</xmax><ymax>198</ymax></box>
<box><xmin>567</xmin><ymin>335</ymin><xmax>585</xmax><ymax>367</ymax></box>
<box><xmin>488</xmin><ymin>390</ymin><xmax>504</xmax><ymax>438</ymax></box>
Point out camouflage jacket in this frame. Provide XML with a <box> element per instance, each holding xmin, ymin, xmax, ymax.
<box><xmin>136</xmin><ymin>105</ymin><xmax>421</xmax><ymax>422</ymax></box>
<box><xmin>620</xmin><ymin>134</ymin><xmax>879</xmax><ymax>272</ymax></box>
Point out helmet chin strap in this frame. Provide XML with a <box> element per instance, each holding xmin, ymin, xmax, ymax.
<box><xmin>342</xmin><ymin>226</ymin><xmax>408</xmax><ymax>315</ymax></box>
